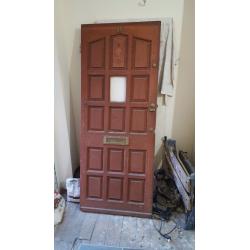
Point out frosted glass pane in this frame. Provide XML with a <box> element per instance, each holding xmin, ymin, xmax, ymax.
<box><xmin>110</xmin><ymin>77</ymin><xmax>126</xmax><ymax>102</ymax></box>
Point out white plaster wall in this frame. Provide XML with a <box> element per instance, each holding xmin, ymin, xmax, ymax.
<box><xmin>55</xmin><ymin>1</ymin><xmax>79</xmax><ymax>177</ymax></box>
<box><xmin>54</xmin><ymin>45</ymin><xmax>73</xmax><ymax>188</ymax></box>
<box><xmin>172</xmin><ymin>0</ymin><xmax>195</xmax><ymax>161</ymax></box>
<box><xmin>54</xmin><ymin>0</ymin><xmax>194</xmax><ymax>181</ymax></box>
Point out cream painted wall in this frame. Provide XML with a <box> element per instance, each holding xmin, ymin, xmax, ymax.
<box><xmin>54</xmin><ymin>45</ymin><xmax>73</xmax><ymax>188</ymax></box>
<box><xmin>172</xmin><ymin>0</ymin><xmax>195</xmax><ymax>161</ymax></box>
<box><xmin>55</xmin><ymin>0</ymin><xmax>194</xmax><ymax>183</ymax></box>
<box><xmin>55</xmin><ymin>1</ymin><xmax>79</xmax><ymax>180</ymax></box>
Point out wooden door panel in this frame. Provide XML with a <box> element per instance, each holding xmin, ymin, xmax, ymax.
<box><xmin>130</xmin><ymin>75</ymin><xmax>150</xmax><ymax>102</ymax></box>
<box><xmin>133</xmin><ymin>37</ymin><xmax>151</xmax><ymax>69</ymax></box>
<box><xmin>88</xmin><ymin>75</ymin><xmax>105</xmax><ymax>100</ymax></box>
<box><xmin>81</xmin><ymin>22</ymin><xmax>160</xmax><ymax>217</ymax></box>
<box><xmin>128</xmin><ymin>179</ymin><xmax>145</xmax><ymax>203</ymax></box>
<box><xmin>87</xmin><ymin>147</ymin><xmax>103</xmax><ymax>171</ymax></box>
<box><xmin>108</xmin><ymin>107</ymin><xmax>126</xmax><ymax>132</ymax></box>
<box><xmin>129</xmin><ymin>149</ymin><xmax>146</xmax><ymax>174</ymax></box>
<box><xmin>88</xmin><ymin>38</ymin><xmax>106</xmax><ymax>69</ymax></box>
<box><xmin>107</xmin><ymin>177</ymin><xmax>124</xmax><ymax>201</ymax></box>
<box><xmin>108</xmin><ymin>148</ymin><xmax>124</xmax><ymax>172</ymax></box>
<box><xmin>110</xmin><ymin>34</ymin><xmax>128</xmax><ymax>69</ymax></box>
<box><xmin>130</xmin><ymin>108</ymin><xmax>148</xmax><ymax>133</ymax></box>
<box><xmin>87</xmin><ymin>106</ymin><xmax>104</xmax><ymax>131</ymax></box>
<box><xmin>87</xmin><ymin>176</ymin><xmax>103</xmax><ymax>199</ymax></box>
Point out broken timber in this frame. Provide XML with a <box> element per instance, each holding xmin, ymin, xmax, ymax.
<box><xmin>162</xmin><ymin>137</ymin><xmax>195</xmax><ymax>212</ymax></box>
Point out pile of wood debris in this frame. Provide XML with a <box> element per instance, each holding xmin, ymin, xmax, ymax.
<box><xmin>153</xmin><ymin>137</ymin><xmax>195</xmax><ymax>230</ymax></box>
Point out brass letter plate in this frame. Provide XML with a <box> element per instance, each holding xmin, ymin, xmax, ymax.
<box><xmin>103</xmin><ymin>136</ymin><xmax>129</xmax><ymax>145</ymax></box>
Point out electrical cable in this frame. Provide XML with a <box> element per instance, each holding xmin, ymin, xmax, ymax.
<box><xmin>71</xmin><ymin>203</ymin><xmax>179</xmax><ymax>248</ymax></box>
<box><xmin>152</xmin><ymin>216</ymin><xmax>177</xmax><ymax>242</ymax></box>
<box><xmin>71</xmin><ymin>217</ymin><xmax>179</xmax><ymax>249</ymax></box>
<box><xmin>152</xmin><ymin>208</ymin><xmax>180</xmax><ymax>242</ymax></box>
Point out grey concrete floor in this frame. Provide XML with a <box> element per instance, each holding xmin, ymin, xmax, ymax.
<box><xmin>54</xmin><ymin>202</ymin><xmax>194</xmax><ymax>250</ymax></box>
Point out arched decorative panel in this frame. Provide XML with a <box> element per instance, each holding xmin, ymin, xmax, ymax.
<box><xmin>133</xmin><ymin>37</ymin><xmax>151</xmax><ymax>69</ymax></box>
<box><xmin>110</xmin><ymin>34</ymin><xmax>128</xmax><ymax>69</ymax></box>
<box><xmin>88</xmin><ymin>38</ymin><xmax>105</xmax><ymax>69</ymax></box>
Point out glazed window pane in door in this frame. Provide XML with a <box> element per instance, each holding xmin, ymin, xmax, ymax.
<box><xmin>110</xmin><ymin>77</ymin><xmax>126</xmax><ymax>103</ymax></box>
<box><xmin>81</xmin><ymin>22</ymin><xmax>160</xmax><ymax>217</ymax></box>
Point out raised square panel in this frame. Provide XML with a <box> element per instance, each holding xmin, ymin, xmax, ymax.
<box><xmin>87</xmin><ymin>147</ymin><xmax>103</xmax><ymax>170</ymax></box>
<box><xmin>88</xmin><ymin>106</ymin><xmax>104</xmax><ymax>131</ymax></box>
<box><xmin>109</xmin><ymin>107</ymin><xmax>125</xmax><ymax>131</ymax></box>
<box><xmin>110</xmin><ymin>34</ymin><xmax>128</xmax><ymax>69</ymax></box>
<box><xmin>108</xmin><ymin>148</ymin><xmax>124</xmax><ymax>172</ymax></box>
<box><xmin>130</xmin><ymin>108</ymin><xmax>147</xmax><ymax>132</ymax></box>
<box><xmin>107</xmin><ymin>177</ymin><xmax>123</xmax><ymax>201</ymax></box>
<box><xmin>128</xmin><ymin>179</ymin><xmax>145</xmax><ymax>203</ymax></box>
<box><xmin>88</xmin><ymin>75</ymin><xmax>104</xmax><ymax>100</ymax></box>
<box><xmin>129</xmin><ymin>150</ymin><xmax>146</xmax><ymax>174</ymax></box>
<box><xmin>87</xmin><ymin>176</ymin><xmax>102</xmax><ymax>199</ymax></box>
<box><xmin>110</xmin><ymin>76</ymin><xmax>126</xmax><ymax>103</ymax></box>
<box><xmin>133</xmin><ymin>37</ymin><xmax>151</xmax><ymax>69</ymax></box>
<box><xmin>88</xmin><ymin>38</ymin><xmax>105</xmax><ymax>69</ymax></box>
<box><xmin>131</xmin><ymin>76</ymin><xmax>149</xmax><ymax>102</ymax></box>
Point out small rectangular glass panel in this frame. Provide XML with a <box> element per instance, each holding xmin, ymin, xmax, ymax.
<box><xmin>110</xmin><ymin>76</ymin><xmax>126</xmax><ymax>102</ymax></box>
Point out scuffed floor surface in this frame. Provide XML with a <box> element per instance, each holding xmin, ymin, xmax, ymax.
<box><xmin>54</xmin><ymin>202</ymin><xmax>194</xmax><ymax>250</ymax></box>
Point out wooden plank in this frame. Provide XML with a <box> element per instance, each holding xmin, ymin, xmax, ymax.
<box><xmin>105</xmin><ymin>215</ymin><xmax>124</xmax><ymax>247</ymax></box>
<box><xmin>79</xmin><ymin>213</ymin><xmax>98</xmax><ymax>240</ymax></box>
<box><xmin>168</xmin><ymin>152</ymin><xmax>191</xmax><ymax>193</ymax></box>
<box><xmin>168</xmin><ymin>160</ymin><xmax>192</xmax><ymax>211</ymax></box>
<box><xmin>165</xmin><ymin>154</ymin><xmax>192</xmax><ymax>211</ymax></box>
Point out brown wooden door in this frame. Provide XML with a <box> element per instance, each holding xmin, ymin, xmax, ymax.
<box><xmin>80</xmin><ymin>22</ymin><xmax>160</xmax><ymax>217</ymax></box>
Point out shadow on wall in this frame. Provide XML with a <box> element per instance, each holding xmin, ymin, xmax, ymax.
<box><xmin>69</xmin><ymin>28</ymin><xmax>81</xmax><ymax>172</ymax></box>
<box><xmin>154</xmin><ymin>143</ymin><xmax>163</xmax><ymax>170</ymax></box>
